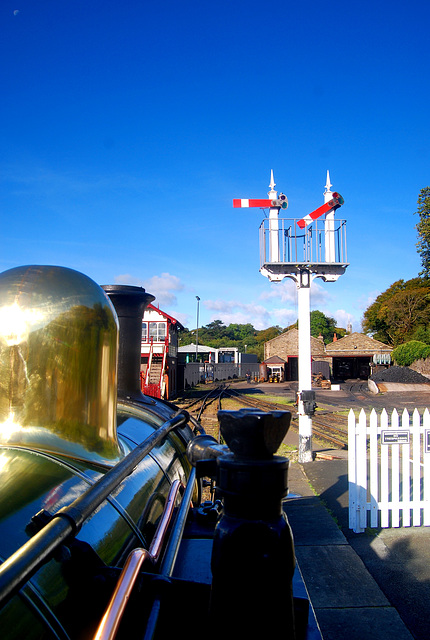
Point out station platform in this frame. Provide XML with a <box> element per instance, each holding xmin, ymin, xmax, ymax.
<box><xmin>285</xmin><ymin>460</ymin><xmax>414</xmax><ymax>640</ymax></box>
<box><xmin>285</xmin><ymin>436</ymin><xmax>430</xmax><ymax>639</ymax></box>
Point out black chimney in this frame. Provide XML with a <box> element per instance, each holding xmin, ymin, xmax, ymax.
<box><xmin>102</xmin><ymin>284</ymin><xmax>155</xmax><ymax>404</ymax></box>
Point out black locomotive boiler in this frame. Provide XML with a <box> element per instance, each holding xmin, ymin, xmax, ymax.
<box><xmin>0</xmin><ymin>265</ymin><xmax>303</xmax><ymax>640</ymax></box>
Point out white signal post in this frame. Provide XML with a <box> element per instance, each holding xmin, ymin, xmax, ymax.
<box><xmin>297</xmin><ymin>269</ymin><xmax>313</xmax><ymax>461</ymax></box>
<box><xmin>324</xmin><ymin>171</ymin><xmax>336</xmax><ymax>266</ymax></box>
<box><xmin>268</xmin><ymin>170</ymin><xmax>280</xmax><ymax>262</ymax></box>
<box><xmin>234</xmin><ymin>171</ymin><xmax>348</xmax><ymax>463</ymax></box>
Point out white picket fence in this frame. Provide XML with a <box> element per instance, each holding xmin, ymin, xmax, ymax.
<box><xmin>348</xmin><ymin>408</ymin><xmax>430</xmax><ymax>533</ymax></box>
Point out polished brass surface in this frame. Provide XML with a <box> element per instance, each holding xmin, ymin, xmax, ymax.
<box><xmin>0</xmin><ymin>265</ymin><xmax>122</xmax><ymax>465</ymax></box>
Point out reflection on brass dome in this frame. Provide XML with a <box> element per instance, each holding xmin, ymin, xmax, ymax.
<box><xmin>0</xmin><ymin>266</ymin><xmax>122</xmax><ymax>466</ymax></box>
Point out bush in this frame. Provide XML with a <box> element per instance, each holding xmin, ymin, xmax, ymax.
<box><xmin>391</xmin><ymin>340</ymin><xmax>430</xmax><ymax>366</ymax></box>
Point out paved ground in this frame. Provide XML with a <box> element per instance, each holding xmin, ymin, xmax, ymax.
<box><xmin>232</xmin><ymin>377</ymin><xmax>430</xmax><ymax>414</ymax></box>
<box><xmin>235</xmin><ymin>379</ymin><xmax>430</xmax><ymax>639</ymax></box>
<box><xmin>299</xmin><ymin>457</ymin><xmax>430</xmax><ymax>640</ymax></box>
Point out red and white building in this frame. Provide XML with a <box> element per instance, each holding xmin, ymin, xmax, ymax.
<box><xmin>140</xmin><ymin>304</ymin><xmax>183</xmax><ymax>400</ymax></box>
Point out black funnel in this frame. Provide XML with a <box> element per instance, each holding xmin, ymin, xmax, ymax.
<box><xmin>102</xmin><ymin>284</ymin><xmax>155</xmax><ymax>404</ymax></box>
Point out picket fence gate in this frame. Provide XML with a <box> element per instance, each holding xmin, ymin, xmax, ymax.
<box><xmin>348</xmin><ymin>407</ymin><xmax>430</xmax><ymax>533</ymax></box>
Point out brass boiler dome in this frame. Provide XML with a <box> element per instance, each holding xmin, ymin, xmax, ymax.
<box><xmin>0</xmin><ymin>266</ymin><xmax>195</xmax><ymax>639</ymax></box>
<box><xmin>0</xmin><ymin>265</ymin><xmax>122</xmax><ymax>466</ymax></box>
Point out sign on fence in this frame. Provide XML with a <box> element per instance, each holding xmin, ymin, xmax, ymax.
<box><xmin>348</xmin><ymin>408</ymin><xmax>430</xmax><ymax>533</ymax></box>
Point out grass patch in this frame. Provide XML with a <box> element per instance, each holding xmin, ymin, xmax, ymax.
<box><xmin>319</xmin><ymin>498</ymin><xmax>341</xmax><ymax>528</ymax></box>
<box><xmin>277</xmin><ymin>443</ymin><xmax>298</xmax><ymax>458</ymax></box>
<box><xmin>243</xmin><ymin>393</ymin><xmax>295</xmax><ymax>406</ymax></box>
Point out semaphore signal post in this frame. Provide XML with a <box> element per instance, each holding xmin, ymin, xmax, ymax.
<box><xmin>234</xmin><ymin>171</ymin><xmax>349</xmax><ymax>463</ymax></box>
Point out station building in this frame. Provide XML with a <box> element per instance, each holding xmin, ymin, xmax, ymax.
<box><xmin>263</xmin><ymin>329</ymin><xmax>392</xmax><ymax>381</ymax></box>
<box><xmin>263</xmin><ymin>329</ymin><xmax>327</xmax><ymax>381</ymax></box>
<box><xmin>177</xmin><ymin>344</ymin><xmax>257</xmax><ymax>364</ymax></box>
<box><xmin>324</xmin><ymin>332</ymin><xmax>392</xmax><ymax>380</ymax></box>
<box><xmin>177</xmin><ymin>344</ymin><xmax>259</xmax><ymax>387</ymax></box>
<box><xmin>140</xmin><ymin>304</ymin><xmax>183</xmax><ymax>400</ymax></box>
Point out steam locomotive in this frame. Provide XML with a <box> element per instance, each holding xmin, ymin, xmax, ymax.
<box><xmin>0</xmin><ymin>265</ymin><xmax>303</xmax><ymax>640</ymax></box>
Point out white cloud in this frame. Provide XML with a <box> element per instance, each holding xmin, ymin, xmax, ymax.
<box><xmin>203</xmin><ymin>298</ymin><xmax>298</xmax><ymax>330</ymax></box>
<box><xmin>259</xmin><ymin>279</ymin><xmax>297</xmax><ymax>303</ymax></box>
<box><xmin>358</xmin><ymin>290</ymin><xmax>379</xmax><ymax>311</ymax></box>
<box><xmin>204</xmin><ymin>299</ymin><xmax>271</xmax><ymax>329</ymax></box>
<box><xmin>310</xmin><ymin>280</ymin><xmax>333</xmax><ymax>307</ymax></box>
<box><xmin>271</xmin><ymin>308</ymin><xmax>297</xmax><ymax>327</ymax></box>
<box><xmin>259</xmin><ymin>277</ymin><xmax>331</xmax><ymax>309</ymax></box>
<box><xmin>332</xmin><ymin>309</ymin><xmax>358</xmax><ymax>332</ymax></box>
<box><xmin>114</xmin><ymin>272</ymin><xmax>184</xmax><ymax>307</ymax></box>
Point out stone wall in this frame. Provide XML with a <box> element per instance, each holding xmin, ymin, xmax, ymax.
<box><xmin>409</xmin><ymin>358</ymin><xmax>430</xmax><ymax>379</ymax></box>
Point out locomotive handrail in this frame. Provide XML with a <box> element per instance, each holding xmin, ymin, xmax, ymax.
<box><xmin>94</xmin><ymin>480</ymin><xmax>181</xmax><ymax>640</ymax></box>
<box><xmin>95</xmin><ymin>548</ymin><xmax>150</xmax><ymax>640</ymax></box>
<box><xmin>94</xmin><ymin>468</ymin><xmax>197</xmax><ymax>640</ymax></box>
<box><xmin>149</xmin><ymin>480</ymin><xmax>181</xmax><ymax>563</ymax></box>
<box><xmin>143</xmin><ymin>466</ymin><xmax>197</xmax><ymax>640</ymax></box>
<box><xmin>0</xmin><ymin>410</ymin><xmax>190</xmax><ymax>607</ymax></box>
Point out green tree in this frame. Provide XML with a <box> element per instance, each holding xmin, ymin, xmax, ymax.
<box><xmin>255</xmin><ymin>326</ymin><xmax>283</xmax><ymax>344</ymax></box>
<box><xmin>178</xmin><ymin>327</ymin><xmax>193</xmax><ymax>346</ymax></box>
<box><xmin>415</xmin><ymin>187</ymin><xmax>430</xmax><ymax>278</ymax></box>
<box><xmin>204</xmin><ymin>320</ymin><xmax>227</xmax><ymax>339</ymax></box>
<box><xmin>410</xmin><ymin>325</ymin><xmax>430</xmax><ymax>344</ymax></box>
<box><xmin>178</xmin><ymin>320</ymin><xmax>288</xmax><ymax>361</ymax></box>
<box><xmin>310</xmin><ymin>310</ymin><xmax>338</xmax><ymax>343</ymax></box>
<box><xmin>391</xmin><ymin>340</ymin><xmax>430</xmax><ymax>366</ymax></box>
<box><xmin>362</xmin><ymin>278</ymin><xmax>430</xmax><ymax>345</ymax></box>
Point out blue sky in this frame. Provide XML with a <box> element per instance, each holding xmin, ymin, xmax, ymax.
<box><xmin>1</xmin><ymin>1</ymin><xmax>429</xmax><ymax>333</ymax></box>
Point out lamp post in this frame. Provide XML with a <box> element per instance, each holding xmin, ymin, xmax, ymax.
<box><xmin>195</xmin><ymin>296</ymin><xmax>200</xmax><ymax>363</ymax></box>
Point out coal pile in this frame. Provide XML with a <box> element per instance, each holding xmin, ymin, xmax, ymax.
<box><xmin>370</xmin><ymin>366</ymin><xmax>430</xmax><ymax>384</ymax></box>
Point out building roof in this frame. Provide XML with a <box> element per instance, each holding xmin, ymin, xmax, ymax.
<box><xmin>325</xmin><ymin>332</ymin><xmax>392</xmax><ymax>355</ymax></box>
<box><xmin>265</xmin><ymin>328</ymin><xmax>326</xmax><ymax>358</ymax></box>
<box><xmin>145</xmin><ymin>303</ymin><xmax>184</xmax><ymax>330</ymax></box>
<box><xmin>264</xmin><ymin>329</ymin><xmax>392</xmax><ymax>360</ymax></box>
<box><xmin>178</xmin><ymin>343</ymin><xmax>217</xmax><ymax>353</ymax></box>
<box><xmin>264</xmin><ymin>356</ymin><xmax>286</xmax><ymax>364</ymax></box>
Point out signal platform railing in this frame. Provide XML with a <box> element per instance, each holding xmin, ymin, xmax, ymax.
<box><xmin>259</xmin><ymin>217</ymin><xmax>348</xmax><ymax>268</ymax></box>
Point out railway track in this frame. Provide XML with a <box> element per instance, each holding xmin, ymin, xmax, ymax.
<box><xmin>179</xmin><ymin>384</ymin><xmax>230</xmax><ymax>439</ymax></box>
<box><xmin>310</xmin><ymin>415</ymin><xmax>348</xmax><ymax>449</ymax></box>
<box><xmin>225</xmin><ymin>388</ymin><xmax>348</xmax><ymax>449</ymax></box>
<box><xmin>180</xmin><ymin>385</ymin><xmax>348</xmax><ymax>450</ymax></box>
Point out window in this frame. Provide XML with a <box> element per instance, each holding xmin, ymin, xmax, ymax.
<box><xmin>142</xmin><ymin>323</ymin><xmax>148</xmax><ymax>343</ymax></box>
<box><xmin>149</xmin><ymin>322</ymin><xmax>167</xmax><ymax>342</ymax></box>
<box><xmin>158</xmin><ymin>322</ymin><xmax>166</xmax><ymax>341</ymax></box>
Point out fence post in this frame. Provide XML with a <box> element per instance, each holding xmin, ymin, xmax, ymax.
<box><xmin>380</xmin><ymin>409</ymin><xmax>389</xmax><ymax>528</ymax></box>
<box><xmin>423</xmin><ymin>409</ymin><xmax>430</xmax><ymax>526</ymax></box>
<box><xmin>369</xmin><ymin>409</ymin><xmax>378</xmax><ymax>528</ymax></box>
<box><xmin>391</xmin><ymin>408</ymin><xmax>400</xmax><ymax>528</ymax></box>
<box><xmin>402</xmin><ymin>408</ymin><xmax>411</xmax><ymax>527</ymax></box>
<box><xmin>348</xmin><ymin>409</ymin><xmax>361</xmax><ymax>532</ymax></box>
<box><xmin>357</xmin><ymin>409</ymin><xmax>368</xmax><ymax>531</ymax></box>
<box><xmin>412</xmin><ymin>408</ymin><xmax>422</xmax><ymax>526</ymax></box>
<box><xmin>348</xmin><ymin>409</ymin><xmax>366</xmax><ymax>533</ymax></box>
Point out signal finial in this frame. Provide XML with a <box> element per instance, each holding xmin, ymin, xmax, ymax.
<box><xmin>268</xmin><ymin>170</ymin><xmax>277</xmax><ymax>199</ymax></box>
<box><xmin>324</xmin><ymin>170</ymin><xmax>332</xmax><ymax>195</ymax></box>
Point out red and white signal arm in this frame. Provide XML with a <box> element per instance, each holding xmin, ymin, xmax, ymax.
<box><xmin>233</xmin><ymin>199</ymin><xmax>273</xmax><ymax>208</ymax></box>
<box><xmin>297</xmin><ymin>193</ymin><xmax>344</xmax><ymax>229</ymax></box>
<box><xmin>233</xmin><ymin>193</ymin><xmax>288</xmax><ymax>209</ymax></box>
